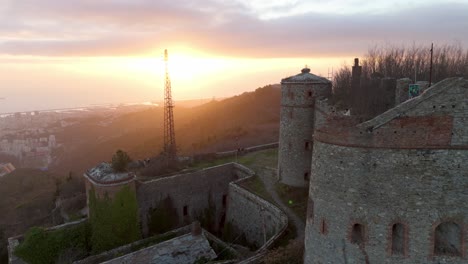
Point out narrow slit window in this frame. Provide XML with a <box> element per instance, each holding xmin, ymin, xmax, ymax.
<box><xmin>320</xmin><ymin>219</ymin><xmax>328</xmax><ymax>235</ymax></box>
<box><xmin>391</xmin><ymin>223</ymin><xmax>406</xmax><ymax>256</ymax></box>
<box><xmin>351</xmin><ymin>223</ymin><xmax>365</xmax><ymax>245</ymax></box>
<box><xmin>222</xmin><ymin>195</ymin><xmax>227</xmax><ymax>208</ymax></box>
<box><xmin>183</xmin><ymin>205</ymin><xmax>188</xmax><ymax>216</ymax></box>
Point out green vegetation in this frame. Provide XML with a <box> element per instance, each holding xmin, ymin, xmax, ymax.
<box><xmin>147</xmin><ymin>196</ymin><xmax>179</xmax><ymax>235</ymax></box>
<box><xmin>111</xmin><ymin>149</ymin><xmax>131</xmax><ymax>172</ymax></box>
<box><xmin>238</xmin><ymin>175</ymin><xmax>274</xmax><ymax>205</ymax></box>
<box><xmin>275</xmin><ymin>183</ymin><xmax>308</xmax><ymax>222</ymax></box>
<box><xmin>196</xmin><ymin>193</ymin><xmax>217</xmax><ymax>234</ymax></box>
<box><xmin>88</xmin><ymin>186</ymin><xmax>140</xmax><ymax>253</ymax></box>
<box><xmin>14</xmin><ymin>223</ymin><xmax>91</xmax><ymax>264</ymax></box>
<box><xmin>190</xmin><ymin>148</ymin><xmax>278</xmax><ymax>170</ymax></box>
<box><xmin>0</xmin><ymin>227</ymin><xmax>7</xmax><ymax>264</ymax></box>
<box><xmin>209</xmin><ymin>240</ymin><xmax>237</xmax><ymax>261</ymax></box>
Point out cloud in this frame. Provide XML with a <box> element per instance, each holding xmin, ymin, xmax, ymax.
<box><xmin>0</xmin><ymin>0</ymin><xmax>467</xmax><ymax>58</ymax></box>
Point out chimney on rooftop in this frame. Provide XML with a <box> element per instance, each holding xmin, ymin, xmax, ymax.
<box><xmin>191</xmin><ymin>221</ymin><xmax>202</xmax><ymax>236</ymax></box>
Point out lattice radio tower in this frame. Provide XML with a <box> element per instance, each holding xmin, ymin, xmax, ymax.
<box><xmin>163</xmin><ymin>49</ymin><xmax>177</xmax><ymax>161</ymax></box>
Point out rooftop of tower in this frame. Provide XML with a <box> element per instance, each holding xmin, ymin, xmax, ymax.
<box><xmin>84</xmin><ymin>162</ymin><xmax>136</xmax><ymax>185</ymax></box>
<box><xmin>281</xmin><ymin>67</ymin><xmax>331</xmax><ymax>84</ymax></box>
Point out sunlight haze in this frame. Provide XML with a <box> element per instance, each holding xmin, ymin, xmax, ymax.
<box><xmin>0</xmin><ymin>0</ymin><xmax>467</xmax><ymax>112</ymax></box>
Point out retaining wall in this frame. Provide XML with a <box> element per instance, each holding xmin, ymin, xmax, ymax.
<box><xmin>137</xmin><ymin>163</ymin><xmax>241</xmax><ymax>236</ymax></box>
<box><xmin>226</xmin><ymin>176</ymin><xmax>288</xmax><ymax>249</ymax></box>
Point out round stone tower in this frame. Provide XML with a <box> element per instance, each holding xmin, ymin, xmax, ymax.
<box><xmin>304</xmin><ymin>78</ymin><xmax>468</xmax><ymax>263</ymax></box>
<box><xmin>278</xmin><ymin>67</ymin><xmax>331</xmax><ymax>187</ymax></box>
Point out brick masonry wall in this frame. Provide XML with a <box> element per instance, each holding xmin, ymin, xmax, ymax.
<box><xmin>136</xmin><ymin>163</ymin><xmax>240</xmax><ymax>237</ymax></box>
<box><xmin>315</xmin><ymin>78</ymin><xmax>468</xmax><ymax>149</ymax></box>
<box><xmin>226</xmin><ymin>178</ymin><xmax>288</xmax><ymax>248</ymax></box>
<box><xmin>304</xmin><ymin>141</ymin><xmax>468</xmax><ymax>264</ymax></box>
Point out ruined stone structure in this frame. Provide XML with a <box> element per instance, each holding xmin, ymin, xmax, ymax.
<box><xmin>278</xmin><ymin>67</ymin><xmax>331</xmax><ymax>187</ymax></box>
<box><xmin>75</xmin><ymin>162</ymin><xmax>288</xmax><ymax>263</ymax></box>
<box><xmin>83</xmin><ymin>162</ymin><xmax>137</xmax><ymax>203</ymax></box>
<box><xmin>304</xmin><ymin>78</ymin><xmax>468</xmax><ymax>263</ymax></box>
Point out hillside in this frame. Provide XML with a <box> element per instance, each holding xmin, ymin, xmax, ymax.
<box><xmin>51</xmin><ymin>84</ymin><xmax>281</xmax><ymax>176</ymax></box>
<box><xmin>0</xmin><ymin>169</ymin><xmax>58</xmax><ymax>237</ymax></box>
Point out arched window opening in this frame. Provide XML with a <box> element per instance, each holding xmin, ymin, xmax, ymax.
<box><xmin>434</xmin><ymin>222</ymin><xmax>462</xmax><ymax>257</ymax></box>
<box><xmin>351</xmin><ymin>223</ymin><xmax>365</xmax><ymax>245</ymax></box>
<box><xmin>391</xmin><ymin>223</ymin><xmax>406</xmax><ymax>255</ymax></box>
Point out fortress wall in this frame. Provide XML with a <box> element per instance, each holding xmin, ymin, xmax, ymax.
<box><xmin>215</xmin><ymin>142</ymin><xmax>278</xmax><ymax>158</ymax></box>
<box><xmin>315</xmin><ymin>78</ymin><xmax>468</xmax><ymax>149</ymax></box>
<box><xmin>226</xmin><ymin>178</ymin><xmax>288</xmax><ymax>248</ymax></box>
<box><xmin>305</xmin><ymin>141</ymin><xmax>468</xmax><ymax>264</ymax></box>
<box><xmin>136</xmin><ymin>163</ymin><xmax>240</xmax><ymax>236</ymax></box>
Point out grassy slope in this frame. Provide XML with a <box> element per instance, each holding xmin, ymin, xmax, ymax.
<box><xmin>51</xmin><ymin>85</ymin><xmax>280</xmax><ymax>176</ymax></box>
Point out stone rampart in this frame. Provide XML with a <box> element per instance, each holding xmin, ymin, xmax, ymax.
<box><xmin>215</xmin><ymin>142</ymin><xmax>278</xmax><ymax>158</ymax></box>
<box><xmin>314</xmin><ymin>78</ymin><xmax>468</xmax><ymax>149</ymax></box>
<box><xmin>305</xmin><ymin>141</ymin><xmax>468</xmax><ymax>263</ymax></box>
<box><xmin>226</xmin><ymin>177</ymin><xmax>288</xmax><ymax>249</ymax></box>
<box><xmin>137</xmin><ymin>163</ymin><xmax>242</xmax><ymax>236</ymax></box>
<box><xmin>305</xmin><ymin>78</ymin><xmax>468</xmax><ymax>263</ymax></box>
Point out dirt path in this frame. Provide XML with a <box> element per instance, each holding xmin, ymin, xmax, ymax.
<box><xmin>253</xmin><ymin>166</ymin><xmax>306</xmax><ymax>240</ymax></box>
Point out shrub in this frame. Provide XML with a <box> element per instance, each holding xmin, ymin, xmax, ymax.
<box><xmin>111</xmin><ymin>150</ymin><xmax>131</xmax><ymax>172</ymax></box>
<box><xmin>14</xmin><ymin>223</ymin><xmax>91</xmax><ymax>264</ymax></box>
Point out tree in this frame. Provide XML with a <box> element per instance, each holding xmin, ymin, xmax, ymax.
<box><xmin>111</xmin><ymin>150</ymin><xmax>131</xmax><ymax>172</ymax></box>
<box><xmin>0</xmin><ymin>227</ymin><xmax>7</xmax><ymax>264</ymax></box>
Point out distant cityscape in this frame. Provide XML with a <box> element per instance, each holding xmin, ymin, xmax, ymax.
<box><xmin>0</xmin><ymin>98</ymin><xmax>217</xmax><ymax>170</ymax></box>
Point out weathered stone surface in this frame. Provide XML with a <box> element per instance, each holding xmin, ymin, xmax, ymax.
<box><xmin>278</xmin><ymin>68</ymin><xmax>332</xmax><ymax>187</ymax></box>
<box><xmin>304</xmin><ymin>78</ymin><xmax>468</xmax><ymax>263</ymax></box>
<box><xmin>226</xmin><ymin>177</ymin><xmax>288</xmax><ymax>248</ymax></box>
<box><xmin>101</xmin><ymin>232</ymin><xmax>217</xmax><ymax>264</ymax></box>
<box><xmin>137</xmin><ymin>163</ymin><xmax>242</xmax><ymax>236</ymax></box>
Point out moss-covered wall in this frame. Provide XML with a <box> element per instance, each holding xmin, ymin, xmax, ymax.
<box><xmin>88</xmin><ymin>185</ymin><xmax>141</xmax><ymax>253</ymax></box>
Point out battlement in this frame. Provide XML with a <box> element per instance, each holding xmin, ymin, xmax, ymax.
<box><xmin>314</xmin><ymin>78</ymin><xmax>468</xmax><ymax>149</ymax></box>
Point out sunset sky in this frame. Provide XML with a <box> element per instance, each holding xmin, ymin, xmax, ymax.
<box><xmin>1</xmin><ymin>0</ymin><xmax>467</xmax><ymax>113</ymax></box>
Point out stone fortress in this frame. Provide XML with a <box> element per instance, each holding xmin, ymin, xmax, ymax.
<box><xmin>78</xmin><ymin>162</ymin><xmax>287</xmax><ymax>263</ymax></box>
<box><xmin>276</xmin><ymin>63</ymin><xmax>467</xmax><ymax>263</ymax></box>
<box><xmin>7</xmin><ymin>60</ymin><xmax>467</xmax><ymax>264</ymax></box>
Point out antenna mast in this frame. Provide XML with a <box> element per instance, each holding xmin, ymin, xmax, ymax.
<box><xmin>163</xmin><ymin>49</ymin><xmax>177</xmax><ymax>161</ymax></box>
<box><xmin>429</xmin><ymin>43</ymin><xmax>433</xmax><ymax>87</ymax></box>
